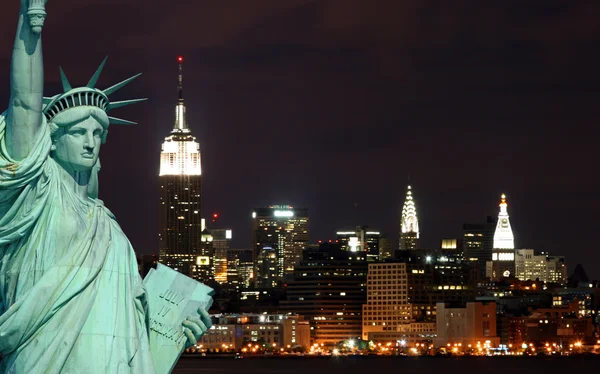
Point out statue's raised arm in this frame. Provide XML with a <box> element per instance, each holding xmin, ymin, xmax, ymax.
<box><xmin>6</xmin><ymin>0</ymin><xmax>48</xmax><ymax>160</ymax></box>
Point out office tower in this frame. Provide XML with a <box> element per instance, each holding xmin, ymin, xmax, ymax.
<box><xmin>158</xmin><ymin>57</ymin><xmax>203</xmax><ymax>277</ymax></box>
<box><xmin>336</xmin><ymin>226</ymin><xmax>381</xmax><ymax>261</ymax></box>
<box><xmin>493</xmin><ymin>194</ymin><xmax>515</xmax><ymax>249</ymax></box>
<box><xmin>362</xmin><ymin>256</ymin><xmax>476</xmax><ymax>342</ymax></box>
<box><xmin>237</xmin><ymin>259</ymin><xmax>254</xmax><ymax>289</ymax></box>
<box><xmin>399</xmin><ymin>185</ymin><xmax>420</xmax><ymax>250</ymax></box>
<box><xmin>211</xmin><ymin>228</ymin><xmax>232</xmax><ymax>284</ymax></box>
<box><xmin>514</xmin><ymin>249</ymin><xmax>567</xmax><ymax>284</ymax></box>
<box><xmin>252</xmin><ymin>205</ymin><xmax>309</xmax><ymax>288</ymax></box>
<box><xmin>225</xmin><ymin>248</ymin><xmax>253</xmax><ymax>289</ymax></box>
<box><xmin>281</xmin><ymin>243</ymin><xmax>368</xmax><ymax>345</ymax></box>
<box><xmin>191</xmin><ymin>227</ymin><xmax>214</xmax><ymax>284</ymax></box>
<box><xmin>462</xmin><ymin>216</ymin><xmax>496</xmax><ymax>279</ymax></box>
<box><xmin>546</xmin><ymin>255</ymin><xmax>567</xmax><ymax>284</ymax></box>
<box><xmin>379</xmin><ymin>236</ymin><xmax>393</xmax><ymax>261</ymax></box>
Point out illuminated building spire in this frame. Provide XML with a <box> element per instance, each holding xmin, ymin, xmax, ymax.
<box><xmin>493</xmin><ymin>193</ymin><xmax>514</xmax><ymax>249</ymax></box>
<box><xmin>399</xmin><ymin>185</ymin><xmax>420</xmax><ymax>250</ymax></box>
<box><xmin>159</xmin><ymin>57</ymin><xmax>204</xmax><ymax>279</ymax></box>
<box><xmin>159</xmin><ymin>56</ymin><xmax>201</xmax><ymax>176</ymax></box>
<box><xmin>173</xmin><ymin>56</ymin><xmax>189</xmax><ymax>133</ymax></box>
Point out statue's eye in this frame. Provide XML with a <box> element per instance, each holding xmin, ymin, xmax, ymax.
<box><xmin>69</xmin><ymin>128</ymin><xmax>86</xmax><ymax>136</ymax></box>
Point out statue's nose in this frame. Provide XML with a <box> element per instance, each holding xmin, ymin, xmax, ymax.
<box><xmin>84</xmin><ymin>132</ymin><xmax>95</xmax><ymax>150</ymax></box>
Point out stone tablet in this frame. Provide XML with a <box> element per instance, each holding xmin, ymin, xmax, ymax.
<box><xmin>144</xmin><ymin>263</ymin><xmax>214</xmax><ymax>374</ymax></box>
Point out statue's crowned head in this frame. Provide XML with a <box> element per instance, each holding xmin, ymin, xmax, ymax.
<box><xmin>42</xmin><ymin>58</ymin><xmax>145</xmax><ymax>197</ymax></box>
<box><xmin>43</xmin><ymin>57</ymin><xmax>146</xmax><ymax>144</ymax></box>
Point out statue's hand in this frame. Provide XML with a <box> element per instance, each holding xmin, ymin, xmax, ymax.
<box><xmin>182</xmin><ymin>308</ymin><xmax>212</xmax><ymax>349</ymax></box>
<box><xmin>22</xmin><ymin>0</ymin><xmax>48</xmax><ymax>34</ymax></box>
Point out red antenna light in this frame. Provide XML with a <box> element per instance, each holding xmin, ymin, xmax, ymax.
<box><xmin>177</xmin><ymin>56</ymin><xmax>183</xmax><ymax>62</ymax></box>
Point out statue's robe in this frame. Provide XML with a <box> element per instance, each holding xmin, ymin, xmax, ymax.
<box><xmin>0</xmin><ymin>114</ymin><xmax>156</xmax><ymax>373</ymax></box>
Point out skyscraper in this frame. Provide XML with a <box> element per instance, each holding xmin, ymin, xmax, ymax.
<box><xmin>488</xmin><ymin>194</ymin><xmax>517</xmax><ymax>280</ymax></box>
<box><xmin>158</xmin><ymin>57</ymin><xmax>203</xmax><ymax>277</ymax></box>
<box><xmin>399</xmin><ymin>185</ymin><xmax>420</xmax><ymax>250</ymax></box>
<box><xmin>493</xmin><ymin>194</ymin><xmax>515</xmax><ymax>249</ymax></box>
<box><xmin>211</xmin><ymin>228</ymin><xmax>232</xmax><ymax>284</ymax></box>
<box><xmin>336</xmin><ymin>227</ymin><xmax>381</xmax><ymax>261</ymax></box>
<box><xmin>281</xmin><ymin>243</ymin><xmax>367</xmax><ymax>345</ymax></box>
<box><xmin>462</xmin><ymin>216</ymin><xmax>496</xmax><ymax>269</ymax></box>
<box><xmin>252</xmin><ymin>205</ymin><xmax>309</xmax><ymax>288</ymax></box>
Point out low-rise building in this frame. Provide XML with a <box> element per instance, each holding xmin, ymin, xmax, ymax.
<box><xmin>195</xmin><ymin>313</ymin><xmax>310</xmax><ymax>351</ymax></box>
<box><xmin>435</xmin><ymin>301</ymin><xmax>500</xmax><ymax>347</ymax></box>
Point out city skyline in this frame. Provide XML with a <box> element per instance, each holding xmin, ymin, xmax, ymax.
<box><xmin>0</xmin><ymin>1</ymin><xmax>597</xmax><ymax>279</ymax></box>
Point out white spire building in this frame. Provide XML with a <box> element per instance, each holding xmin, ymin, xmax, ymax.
<box><xmin>493</xmin><ymin>194</ymin><xmax>514</xmax><ymax>249</ymax></box>
<box><xmin>159</xmin><ymin>56</ymin><xmax>201</xmax><ymax>177</ymax></box>
<box><xmin>399</xmin><ymin>185</ymin><xmax>420</xmax><ymax>250</ymax></box>
<box><xmin>158</xmin><ymin>57</ymin><xmax>205</xmax><ymax>279</ymax></box>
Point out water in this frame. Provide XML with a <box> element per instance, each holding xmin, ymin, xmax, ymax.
<box><xmin>173</xmin><ymin>356</ymin><xmax>600</xmax><ymax>373</ymax></box>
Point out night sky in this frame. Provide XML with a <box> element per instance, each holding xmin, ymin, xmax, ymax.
<box><xmin>1</xmin><ymin>1</ymin><xmax>599</xmax><ymax>279</ymax></box>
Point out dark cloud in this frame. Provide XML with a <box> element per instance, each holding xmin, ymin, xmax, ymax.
<box><xmin>0</xmin><ymin>0</ymin><xmax>599</xmax><ymax>278</ymax></box>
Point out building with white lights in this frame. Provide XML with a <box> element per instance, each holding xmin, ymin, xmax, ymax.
<box><xmin>193</xmin><ymin>313</ymin><xmax>310</xmax><ymax>351</ymax></box>
<box><xmin>493</xmin><ymin>194</ymin><xmax>514</xmax><ymax>250</ymax></box>
<box><xmin>399</xmin><ymin>185</ymin><xmax>420</xmax><ymax>250</ymax></box>
<box><xmin>514</xmin><ymin>249</ymin><xmax>567</xmax><ymax>284</ymax></box>
<box><xmin>362</xmin><ymin>258</ymin><xmax>476</xmax><ymax>343</ymax></box>
<box><xmin>158</xmin><ymin>57</ymin><xmax>204</xmax><ymax>278</ymax></box>
<box><xmin>336</xmin><ymin>226</ymin><xmax>382</xmax><ymax>261</ymax></box>
<box><xmin>487</xmin><ymin>249</ymin><xmax>516</xmax><ymax>280</ymax></box>
<box><xmin>487</xmin><ymin>194</ymin><xmax>517</xmax><ymax>280</ymax></box>
<box><xmin>252</xmin><ymin>206</ymin><xmax>309</xmax><ymax>288</ymax></box>
<box><xmin>280</xmin><ymin>243</ymin><xmax>367</xmax><ymax>345</ymax></box>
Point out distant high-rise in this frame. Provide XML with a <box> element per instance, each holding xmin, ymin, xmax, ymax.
<box><xmin>252</xmin><ymin>205</ymin><xmax>309</xmax><ymax>288</ymax></box>
<box><xmin>158</xmin><ymin>56</ymin><xmax>203</xmax><ymax>277</ymax></box>
<box><xmin>336</xmin><ymin>226</ymin><xmax>381</xmax><ymax>261</ymax></box>
<box><xmin>462</xmin><ymin>216</ymin><xmax>496</xmax><ymax>279</ymax></box>
<box><xmin>211</xmin><ymin>228</ymin><xmax>232</xmax><ymax>284</ymax></box>
<box><xmin>378</xmin><ymin>236</ymin><xmax>393</xmax><ymax>261</ymax></box>
<box><xmin>281</xmin><ymin>243</ymin><xmax>367</xmax><ymax>344</ymax></box>
<box><xmin>399</xmin><ymin>185</ymin><xmax>420</xmax><ymax>250</ymax></box>
<box><xmin>225</xmin><ymin>248</ymin><xmax>253</xmax><ymax>289</ymax></box>
<box><xmin>493</xmin><ymin>194</ymin><xmax>515</xmax><ymax>249</ymax></box>
<box><xmin>514</xmin><ymin>249</ymin><xmax>567</xmax><ymax>285</ymax></box>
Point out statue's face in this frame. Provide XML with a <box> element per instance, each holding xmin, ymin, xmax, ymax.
<box><xmin>52</xmin><ymin>115</ymin><xmax>104</xmax><ymax>173</ymax></box>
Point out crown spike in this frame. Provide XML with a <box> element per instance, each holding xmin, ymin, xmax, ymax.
<box><xmin>87</xmin><ymin>57</ymin><xmax>108</xmax><ymax>88</ymax></box>
<box><xmin>107</xmin><ymin>98</ymin><xmax>147</xmax><ymax>111</ymax></box>
<box><xmin>108</xmin><ymin>116</ymin><xmax>137</xmax><ymax>125</ymax></box>
<box><xmin>103</xmin><ymin>73</ymin><xmax>142</xmax><ymax>96</ymax></box>
<box><xmin>59</xmin><ymin>67</ymin><xmax>72</xmax><ymax>92</ymax></box>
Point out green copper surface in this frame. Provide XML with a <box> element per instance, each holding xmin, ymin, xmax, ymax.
<box><xmin>0</xmin><ymin>1</ymin><xmax>213</xmax><ymax>373</ymax></box>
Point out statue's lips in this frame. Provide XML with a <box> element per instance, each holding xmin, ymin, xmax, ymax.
<box><xmin>81</xmin><ymin>153</ymin><xmax>95</xmax><ymax>159</ymax></box>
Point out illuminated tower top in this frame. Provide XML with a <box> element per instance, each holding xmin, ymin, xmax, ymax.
<box><xmin>174</xmin><ymin>55</ymin><xmax>188</xmax><ymax>133</ymax></box>
<box><xmin>401</xmin><ymin>185</ymin><xmax>419</xmax><ymax>237</ymax></box>
<box><xmin>493</xmin><ymin>193</ymin><xmax>514</xmax><ymax>249</ymax></box>
<box><xmin>159</xmin><ymin>56</ymin><xmax>201</xmax><ymax>176</ymax></box>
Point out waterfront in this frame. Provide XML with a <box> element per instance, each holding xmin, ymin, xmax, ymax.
<box><xmin>173</xmin><ymin>356</ymin><xmax>600</xmax><ymax>373</ymax></box>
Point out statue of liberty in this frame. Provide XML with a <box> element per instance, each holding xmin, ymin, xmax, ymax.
<box><xmin>0</xmin><ymin>1</ymin><xmax>212</xmax><ymax>373</ymax></box>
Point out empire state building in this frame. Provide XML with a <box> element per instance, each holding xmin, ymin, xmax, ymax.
<box><xmin>158</xmin><ymin>57</ymin><xmax>203</xmax><ymax>276</ymax></box>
